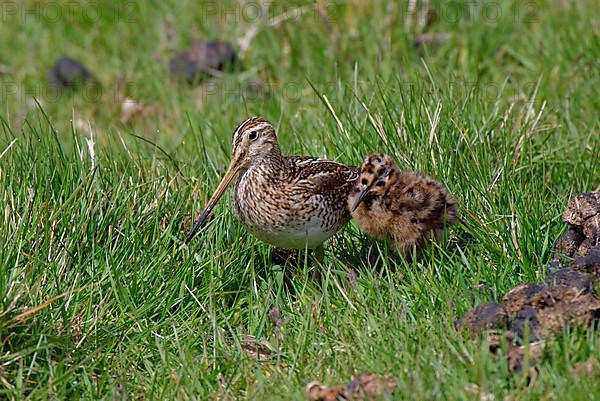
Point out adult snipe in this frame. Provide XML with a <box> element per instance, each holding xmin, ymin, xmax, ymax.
<box><xmin>186</xmin><ymin>117</ymin><xmax>358</xmax><ymax>251</ymax></box>
<box><xmin>349</xmin><ymin>153</ymin><xmax>457</xmax><ymax>257</ymax></box>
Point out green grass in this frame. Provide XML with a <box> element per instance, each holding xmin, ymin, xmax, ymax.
<box><xmin>1</xmin><ymin>0</ymin><xmax>599</xmax><ymax>399</ymax></box>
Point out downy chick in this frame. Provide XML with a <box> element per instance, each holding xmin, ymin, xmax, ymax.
<box><xmin>349</xmin><ymin>153</ymin><xmax>457</xmax><ymax>257</ymax></box>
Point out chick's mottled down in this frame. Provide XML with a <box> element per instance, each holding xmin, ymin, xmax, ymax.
<box><xmin>348</xmin><ymin>154</ymin><xmax>457</xmax><ymax>256</ymax></box>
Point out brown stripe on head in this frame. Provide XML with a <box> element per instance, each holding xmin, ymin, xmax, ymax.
<box><xmin>232</xmin><ymin>117</ymin><xmax>274</xmax><ymax>150</ymax></box>
<box><xmin>229</xmin><ymin>117</ymin><xmax>280</xmax><ymax>168</ymax></box>
<box><xmin>361</xmin><ymin>153</ymin><xmax>395</xmax><ymax>176</ymax></box>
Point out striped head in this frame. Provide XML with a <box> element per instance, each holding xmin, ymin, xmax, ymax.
<box><xmin>231</xmin><ymin>117</ymin><xmax>279</xmax><ymax>169</ymax></box>
<box><xmin>351</xmin><ymin>153</ymin><xmax>398</xmax><ymax>211</ymax></box>
<box><xmin>186</xmin><ymin>117</ymin><xmax>279</xmax><ymax>242</ymax></box>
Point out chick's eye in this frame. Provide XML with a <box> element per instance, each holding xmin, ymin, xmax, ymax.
<box><xmin>248</xmin><ymin>131</ymin><xmax>258</xmax><ymax>140</ymax></box>
<box><xmin>361</xmin><ymin>178</ymin><xmax>368</xmax><ymax>185</ymax></box>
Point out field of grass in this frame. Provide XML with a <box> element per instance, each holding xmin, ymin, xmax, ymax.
<box><xmin>1</xmin><ymin>0</ymin><xmax>599</xmax><ymax>399</ymax></box>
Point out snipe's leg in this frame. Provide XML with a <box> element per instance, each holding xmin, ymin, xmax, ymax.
<box><xmin>313</xmin><ymin>245</ymin><xmax>325</xmax><ymax>263</ymax></box>
<box><xmin>271</xmin><ymin>248</ymin><xmax>300</xmax><ymax>265</ymax></box>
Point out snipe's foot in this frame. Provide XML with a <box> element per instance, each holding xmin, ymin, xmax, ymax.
<box><xmin>271</xmin><ymin>248</ymin><xmax>300</xmax><ymax>265</ymax></box>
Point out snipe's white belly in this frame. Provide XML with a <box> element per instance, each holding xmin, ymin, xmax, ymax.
<box><xmin>243</xmin><ymin>215</ymin><xmax>339</xmax><ymax>249</ymax></box>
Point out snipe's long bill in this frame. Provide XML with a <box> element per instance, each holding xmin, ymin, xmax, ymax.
<box><xmin>185</xmin><ymin>154</ymin><xmax>241</xmax><ymax>243</ymax></box>
<box><xmin>186</xmin><ymin>117</ymin><xmax>358</xmax><ymax>250</ymax></box>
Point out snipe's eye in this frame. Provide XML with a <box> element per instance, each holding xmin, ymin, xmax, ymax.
<box><xmin>361</xmin><ymin>178</ymin><xmax>368</xmax><ymax>185</ymax></box>
<box><xmin>248</xmin><ymin>131</ymin><xmax>258</xmax><ymax>140</ymax></box>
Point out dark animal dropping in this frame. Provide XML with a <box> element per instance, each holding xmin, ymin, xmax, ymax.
<box><xmin>48</xmin><ymin>56</ymin><xmax>93</xmax><ymax>89</ymax></box>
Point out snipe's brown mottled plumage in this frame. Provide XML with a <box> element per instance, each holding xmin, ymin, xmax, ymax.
<box><xmin>349</xmin><ymin>153</ymin><xmax>457</xmax><ymax>257</ymax></box>
<box><xmin>186</xmin><ymin>117</ymin><xmax>358</xmax><ymax>250</ymax></box>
